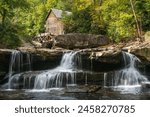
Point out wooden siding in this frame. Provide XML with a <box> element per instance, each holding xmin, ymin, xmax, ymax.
<box><xmin>45</xmin><ymin>12</ymin><xmax>64</xmax><ymax>35</ymax></box>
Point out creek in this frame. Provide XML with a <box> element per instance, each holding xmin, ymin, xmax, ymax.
<box><xmin>0</xmin><ymin>50</ymin><xmax>150</xmax><ymax>100</ymax></box>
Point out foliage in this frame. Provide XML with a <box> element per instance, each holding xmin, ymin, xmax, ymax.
<box><xmin>135</xmin><ymin>0</ymin><xmax>150</xmax><ymax>31</ymax></box>
<box><xmin>0</xmin><ymin>0</ymin><xmax>29</xmax><ymax>48</ymax></box>
<box><xmin>0</xmin><ymin>0</ymin><xmax>150</xmax><ymax>48</ymax></box>
<box><xmin>62</xmin><ymin>0</ymin><xmax>136</xmax><ymax>42</ymax></box>
<box><xmin>100</xmin><ymin>0</ymin><xmax>135</xmax><ymax>42</ymax></box>
<box><xmin>63</xmin><ymin>7</ymin><xmax>92</xmax><ymax>33</ymax></box>
<box><xmin>62</xmin><ymin>0</ymin><xmax>106</xmax><ymax>35</ymax></box>
<box><xmin>63</xmin><ymin>0</ymin><xmax>150</xmax><ymax>42</ymax></box>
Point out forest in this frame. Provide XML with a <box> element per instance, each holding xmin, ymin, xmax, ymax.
<box><xmin>0</xmin><ymin>0</ymin><xmax>150</xmax><ymax>48</ymax></box>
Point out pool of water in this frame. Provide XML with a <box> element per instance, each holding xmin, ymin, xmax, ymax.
<box><xmin>0</xmin><ymin>85</ymin><xmax>150</xmax><ymax>100</ymax></box>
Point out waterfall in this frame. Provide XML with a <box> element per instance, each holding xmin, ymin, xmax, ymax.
<box><xmin>85</xmin><ymin>72</ymin><xmax>88</xmax><ymax>85</ymax></box>
<box><xmin>59</xmin><ymin>51</ymin><xmax>82</xmax><ymax>70</ymax></box>
<box><xmin>103</xmin><ymin>73</ymin><xmax>107</xmax><ymax>87</ymax></box>
<box><xmin>8</xmin><ymin>51</ymin><xmax>82</xmax><ymax>89</ymax></box>
<box><xmin>6</xmin><ymin>50</ymin><xmax>31</xmax><ymax>89</ymax></box>
<box><xmin>33</xmin><ymin>51</ymin><xmax>81</xmax><ymax>89</ymax></box>
<box><xmin>8</xmin><ymin>50</ymin><xmax>31</xmax><ymax>74</ymax></box>
<box><xmin>114</xmin><ymin>52</ymin><xmax>147</xmax><ymax>86</ymax></box>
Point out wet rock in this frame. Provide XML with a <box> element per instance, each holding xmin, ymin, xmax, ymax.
<box><xmin>0</xmin><ymin>40</ymin><xmax>150</xmax><ymax>86</ymax></box>
<box><xmin>0</xmin><ymin>49</ymin><xmax>12</xmax><ymax>83</ymax></box>
<box><xmin>142</xmin><ymin>82</ymin><xmax>150</xmax><ymax>88</ymax></box>
<box><xmin>89</xmin><ymin>49</ymin><xmax>122</xmax><ymax>64</ymax></box>
<box><xmin>17</xmin><ymin>47</ymin><xmax>123</xmax><ymax>72</ymax></box>
<box><xmin>120</xmin><ymin>41</ymin><xmax>150</xmax><ymax>64</ymax></box>
<box><xmin>87</xmin><ymin>85</ymin><xmax>102</xmax><ymax>93</ymax></box>
<box><xmin>17</xmin><ymin>47</ymin><xmax>64</xmax><ymax>70</ymax></box>
<box><xmin>18</xmin><ymin>47</ymin><xmax>64</xmax><ymax>58</ymax></box>
<box><xmin>54</xmin><ymin>33</ymin><xmax>110</xmax><ymax>49</ymax></box>
<box><xmin>65</xmin><ymin>85</ymin><xmax>88</xmax><ymax>93</ymax></box>
<box><xmin>65</xmin><ymin>85</ymin><xmax>102</xmax><ymax>93</ymax></box>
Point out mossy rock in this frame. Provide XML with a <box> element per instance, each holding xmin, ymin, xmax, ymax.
<box><xmin>145</xmin><ymin>31</ymin><xmax>150</xmax><ymax>42</ymax></box>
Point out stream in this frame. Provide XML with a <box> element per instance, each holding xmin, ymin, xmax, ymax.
<box><xmin>0</xmin><ymin>50</ymin><xmax>150</xmax><ymax>100</ymax></box>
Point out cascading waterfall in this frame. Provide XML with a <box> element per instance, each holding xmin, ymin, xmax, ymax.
<box><xmin>7</xmin><ymin>50</ymin><xmax>147</xmax><ymax>91</ymax></box>
<box><xmin>8</xmin><ymin>50</ymin><xmax>31</xmax><ymax>74</ymax></box>
<box><xmin>34</xmin><ymin>51</ymin><xmax>82</xmax><ymax>89</ymax></box>
<box><xmin>103</xmin><ymin>52</ymin><xmax>147</xmax><ymax>87</ymax></box>
<box><xmin>6</xmin><ymin>50</ymin><xmax>31</xmax><ymax>89</ymax></box>
<box><xmin>114</xmin><ymin>52</ymin><xmax>147</xmax><ymax>86</ymax></box>
<box><xmin>103</xmin><ymin>73</ymin><xmax>107</xmax><ymax>87</ymax></box>
<box><xmin>7</xmin><ymin>51</ymin><xmax>82</xmax><ymax>89</ymax></box>
<box><xmin>85</xmin><ymin>72</ymin><xmax>88</xmax><ymax>85</ymax></box>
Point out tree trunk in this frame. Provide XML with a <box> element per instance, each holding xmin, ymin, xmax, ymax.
<box><xmin>129</xmin><ymin>0</ymin><xmax>141</xmax><ymax>39</ymax></box>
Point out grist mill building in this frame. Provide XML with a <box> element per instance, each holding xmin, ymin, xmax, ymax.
<box><xmin>45</xmin><ymin>8</ymin><xmax>71</xmax><ymax>35</ymax></box>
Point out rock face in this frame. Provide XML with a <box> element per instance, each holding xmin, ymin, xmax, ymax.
<box><xmin>0</xmin><ymin>48</ymin><xmax>64</xmax><ymax>84</ymax></box>
<box><xmin>132</xmin><ymin>47</ymin><xmax>150</xmax><ymax>64</ymax></box>
<box><xmin>0</xmin><ymin>40</ymin><xmax>150</xmax><ymax>84</ymax></box>
<box><xmin>17</xmin><ymin>47</ymin><xmax>64</xmax><ymax>71</ymax></box>
<box><xmin>130</xmin><ymin>42</ymin><xmax>150</xmax><ymax>64</ymax></box>
<box><xmin>0</xmin><ymin>49</ymin><xmax>12</xmax><ymax>83</ymax></box>
<box><xmin>80</xmin><ymin>48</ymin><xmax>123</xmax><ymax>71</ymax></box>
<box><xmin>54</xmin><ymin>33</ymin><xmax>110</xmax><ymax>49</ymax></box>
<box><xmin>17</xmin><ymin>47</ymin><xmax>123</xmax><ymax>72</ymax></box>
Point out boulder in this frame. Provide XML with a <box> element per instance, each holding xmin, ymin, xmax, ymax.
<box><xmin>79</xmin><ymin>47</ymin><xmax>123</xmax><ymax>71</ymax></box>
<box><xmin>131</xmin><ymin>42</ymin><xmax>150</xmax><ymax>64</ymax></box>
<box><xmin>142</xmin><ymin>82</ymin><xmax>150</xmax><ymax>88</ymax></box>
<box><xmin>54</xmin><ymin>33</ymin><xmax>109</xmax><ymax>49</ymax></box>
<box><xmin>88</xmin><ymin>48</ymin><xmax>122</xmax><ymax>64</ymax></box>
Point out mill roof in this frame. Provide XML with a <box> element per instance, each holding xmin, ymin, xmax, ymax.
<box><xmin>46</xmin><ymin>8</ymin><xmax>72</xmax><ymax>20</ymax></box>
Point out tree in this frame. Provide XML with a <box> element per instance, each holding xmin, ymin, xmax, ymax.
<box><xmin>19</xmin><ymin>0</ymin><xmax>59</xmax><ymax>36</ymax></box>
<box><xmin>129</xmin><ymin>0</ymin><xmax>141</xmax><ymax>38</ymax></box>
<box><xmin>135</xmin><ymin>0</ymin><xmax>150</xmax><ymax>32</ymax></box>
<box><xmin>62</xmin><ymin>0</ymin><xmax>106</xmax><ymax>34</ymax></box>
<box><xmin>100</xmin><ymin>0</ymin><xmax>136</xmax><ymax>42</ymax></box>
<box><xmin>63</xmin><ymin>0</ymin><xmax>150</xmax><ymax>42</ymax></box>
<box><xmin>0</xmin><ymin>0</ymin><xmax>29</xmax><ymax>48</ymax></box>
<box><xmin>0</xmin><ymin>0</ymin><xmax>150</xmax><ymax>48</ymax></box>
